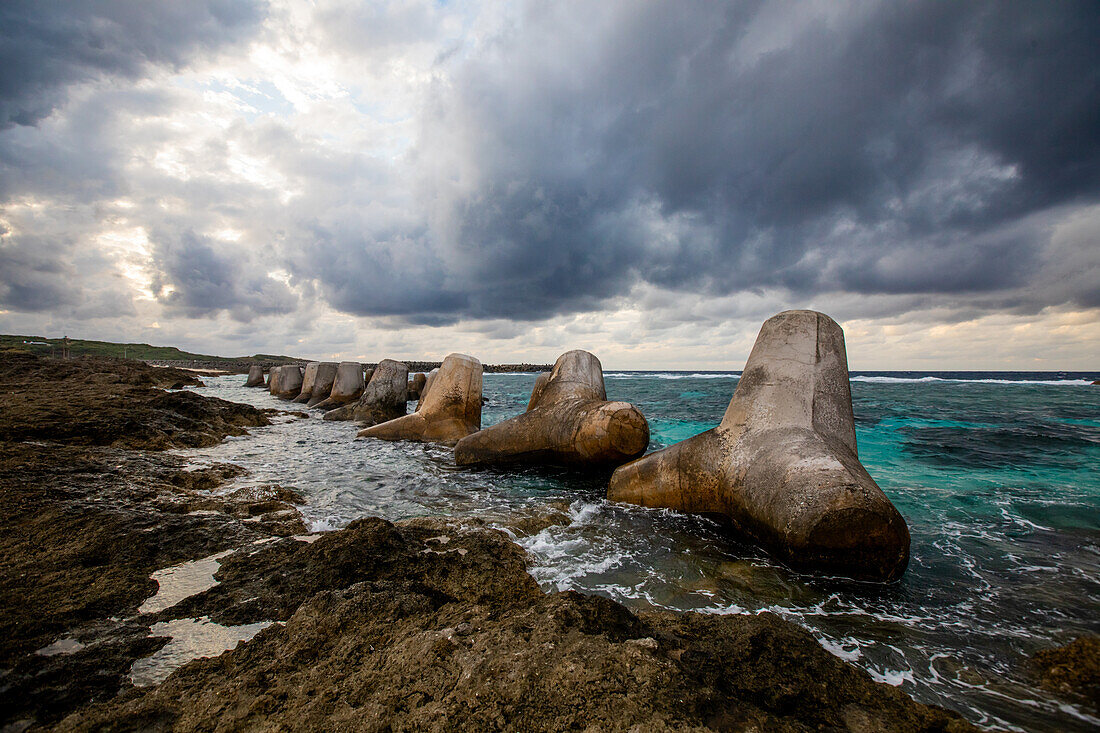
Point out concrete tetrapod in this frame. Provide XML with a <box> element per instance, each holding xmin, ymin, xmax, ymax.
<box><xmin>293</xmin><ymin>362</ymin><xmax>322</xmax><ymax>403</ymax></box>
<box><xmin>358</xmin><ymin>354</ymin><xmax>483</xmax><ymax>444</ymax></box>
<box><xmin>324</xmin><ymin>359</ymin><xmax>408</xmax><ymax>424</ymax></box>
<box><xmin>273</xmin><ymin>365</ymin><xmax>303</xmax><ymax>400</ymax></box>
<box><xmin>312</xmin><ymin>362</ymin><xmax>364</xmax><ymax>411</ymax></box>
<box><xmin>454</xmin><ymin>350</ymin><xmax>648</xmax><ymax>468</ymax></box>
<box><xmin>407</xmin><ymin>372</ymin><xmax>427</xmax><ymax>401</ymax></box>
<box><xmin>607</xmin><ymin>310</ymin><xmax>910</xmax><ymax>582</ymax></box>
<box><xmin>245</xmin><ymin>365</ymin><xmax>265</xmax><ymax>387</ymax></box>
<box><xmin>305</xmin><ymin>362</ymin><xmax>338</xmax><ymax>407</ymax></box>
<box><xmin>415</xmin><ymin>369</ymin><xmax>438</xmax><ymax>412</ymax></box>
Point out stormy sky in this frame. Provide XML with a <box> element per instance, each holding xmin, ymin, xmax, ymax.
<box><xmin>1</xmin><ymin>1</ymin><xmax>1098</xmax><ymax>369</ymax></box>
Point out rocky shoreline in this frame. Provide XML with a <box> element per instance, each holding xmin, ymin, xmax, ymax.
<box><xmin>0</xmin><ymin>352</ymin><xmax>1091</xmax><ymax>730</ymax></box>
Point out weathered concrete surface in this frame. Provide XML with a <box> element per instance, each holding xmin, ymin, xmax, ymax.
<box><xmin>406</xmin><ymin>372</ymin><xmax>427</xmax><ymax>401</ymax></box>
<box><xmin>454</xmin><ymin>350</ymin><xmax>648</xmax><ymax>469</ymax></box>
<box><xmin>293</xmin><ymin>362</ymin><xmax>337</xmax><ymax>403</ymax></box>
<box><xmin>359</xmin><ymin>354</ymin><xmax>483</xmax><ymax>444</ymax></box>
<box><xmin>244</xmin><ymin>365</ymin><xmax>265</xmax><ymax>387</ymax></box>
<box><xmin>292</xmin><ymin>363</ymin><xmax>321</xmax><ymax>403</ymax></box>
<box><xmin>267</xmin><ymin>365</ymin><xmax>287</xmax><ymax>396</ymax></box>
<box><xmin>607</xmin><ymin>310</ymin><xmax>910</xmax><ymax>582</ymax></box>
<box><xmin>414</xmin><ymin>368</ymin><xmax>438</xmax><ymax>412</ymax></box>
<box><xmin>311</xmin><ymin>362</ymin><xmax>364</xmax><ymax>411</ymax></box>
<box><xmin>303</xmin><ymin>363</ymin><xmax>337</xmax><ymax>407</ymax></box>
<box><xmin>324</xmin><ymin>359</ymin><xmax>408</xmax><ymax>425</ymax></box>
<box><xmin>526</xmin><ymin>371</ymin><xmax>550</xmax><ymax>410</ymax></box>
<box><xmin>272</xmin><ymin>365</ymin><xmax>303</xmax><ymax>400</ymax></box>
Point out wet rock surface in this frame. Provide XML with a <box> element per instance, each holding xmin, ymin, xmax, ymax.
<box><xmin>1031</xmin><ymin>635</ymin><xmax>1100</xmax><ymax>711</ymax></box>
<box><xmin>0</xmin><ymin>352</ymin><xmax>269</xmax><ymax>449</ymax></box>
<box><xmin>59</xmin><ymin>516</ymin><xmax>975</xmax><ymax>732</ymax></box>
<box><xmin>0</xmin><ymin>352</ymin><xmax>976</xmax><ymax>732</ymax></box>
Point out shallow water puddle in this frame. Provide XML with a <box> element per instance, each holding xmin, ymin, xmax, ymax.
<box><xmin>130</xmin><ymin>617</ymin><xmax>274</xmax><ymax>687</ymax></box>
<box><xmin>139</xmin><ymin>550</ymin><xmax>233</xmax><ymax>614</ymax></box>
<box><xmin>36</xmin><ymin>637</ymin><xmax>86</xmax><ymax>656</ymax></box>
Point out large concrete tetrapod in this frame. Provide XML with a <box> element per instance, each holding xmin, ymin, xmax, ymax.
<box><xmin>245</xmin><ymin>365</ymin><xmax>265</xmax><ymax>387</ymax></box>
<box><xmin>415</xmin><ymin>368</ymin><xmax>439</xmax><ymax>412</ymax></box>
<box><xmin>273</xmin><ymin>365</ymin><xmax>303</xmax><ymax>400</ymax></box>
<box><xmin>324</xmin><ymin>359</ymin><xmax>408</xmax><ymax>424</ymax></box>
<box><xmin>312</xmin><ymin>362</ymin><xmax>364</xmax><ymax>411</ymax></box>
<box><xmin>607</xmin><ymin>310</ymin><xmax>910</xmax><ymax>581</ymax></box>
<box><xmin>268</xmin><ymin>365</ymin><xmax>289</xmax><ymax>396</ymax></box>
<box><xmin>305</xmin><ymin>362</ymin><xmax>338</xmax><ymax>407</ymax></box>
<box><xmin>293</xmin><ymin>362</ymin><xmax>322</xmax><ymax>403</ymax></box>
<box><xmin>454</xmin><ymin>350</ymin><xmax>648</xmax><ymax>468</ymax></box>
<box><xmin>358</xmin><ymin>354</ymin><xmax>483</xmax><ymax>444</ymax></box>
<box><xmin>406</xmin><ymin>372</ymin><xmax>427</xmax><ymax>401</ymax></box>
<box><xmin>294</xmin><ymin>362</ymin><xmax>336</xmax><ymax>405</ymax></box>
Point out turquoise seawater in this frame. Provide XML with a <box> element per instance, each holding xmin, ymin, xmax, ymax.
<box><xmin>189</xmin><ymin>371</ymin><xmax>1100</xmax><ymax>731</ymax></box>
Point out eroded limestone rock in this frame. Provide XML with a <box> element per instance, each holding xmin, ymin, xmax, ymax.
<box><xmin>454</xmin><ymin>350</ymin><xmax>648</xmax><ymax>468</ymax></box>
<box><xmin>324</xmin><ymin>359</ymin><xmax>408</xmax><ymax>424</ymax></box>
<box><xmin>245</xmin><ymin>365</ymin><xmax>265</xmax><ymax>388</ymax></box>
<box><xmin>359</xmin><ymin>354</ymin><xmax>483</xmax><ymax>444</ymax></box>
<box><xmin>607</xmin><ymin>310</ymin><xmax>910</xmax><ymax>582</ymax></box>
<box><xmin>312</xmin><ymin>362</ymin><xmax>364</xmax><ymax>411</ymax></box>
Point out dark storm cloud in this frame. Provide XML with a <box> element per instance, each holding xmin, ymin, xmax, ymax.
<box><xmin>0</xmin><ymin>0</ymin><xmax>266</xmax><ymax>128</ymax></box>
<box><xmin>0</xmin><ymin>231</ymin><xmax>81</xmax><ymax>311</ymax></box>
<box><xmin>150</xmin><ymin>229</ymin><xmax>297</xmax><ymax>321</ymax></box>
<box><xmin>375</xmin><ymin>0</ymin><xmax>1100</xmax><ymax>321</ymax></box>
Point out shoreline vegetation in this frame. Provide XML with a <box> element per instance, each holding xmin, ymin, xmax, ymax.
<box><xmin>0</xmin><ymin>351</ymin><xmax>1094</xmax><ymax>730</ymax></box>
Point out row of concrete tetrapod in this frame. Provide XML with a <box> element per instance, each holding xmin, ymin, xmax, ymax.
<box><xmin>244</xmin><ymin>310</ymin><xmax>911</xmax><ymax>582</ymax></box>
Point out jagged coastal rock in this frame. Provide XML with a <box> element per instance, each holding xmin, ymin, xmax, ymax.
<box><xmin>324</xmin><ymin>359</ymin><xmax>408</xmax><ymax>424</ymax></box>
<box><xmin>607</xmin><ymin>310</ymin><xmax>910</xmax><ymax>582</ymax></box>
<box><xmin>406</xmin><ymin>372</ymin><xmax>427</xmax><ymax>401</ymax></box>
<box><xmin>454</xmin><ymin>350</ymin><xmax>649</xmax><ymax>468</ymax></box>
<box><xmin>311</xmin><ymin>362</ymin><xmax>364</xmax><ymax>411</ymax></box>
<box><xmin>359</xmin><ymin>354</ymin><xmax>483</xmax><ymax>444</ymax></box>
<box><xmin>244</xmin><ymin>365</ymin><xmax>265</xmax><ymax>387</ymax></box>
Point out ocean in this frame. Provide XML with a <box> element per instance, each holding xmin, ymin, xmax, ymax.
<box><xmin>186</xmin><ymin>371</ymin><xmax>1100</xmax><ymax>731</ymax></box>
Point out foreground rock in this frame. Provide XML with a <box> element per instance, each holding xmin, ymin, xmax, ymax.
<box><xmin>608</xmin><ymin>310</ymin><xmax>910</xmax><ymax>582</ymax></box>
<box><xmin>455</xmin><ymin>350</ymin><xmax>649</xmax><ymax>469</ymax></box>
<box><xmin>324</xmin><ymin>359</ymin><xmax>408</xmax><ymax>425</ymax></box>
<box><xmin>244</xmin><ymin>365</ymin><xmax>265</xmax><ymax>387</ymax></box>
<box><xmin>311</xmin><ymin>361</ymin><xmax>364</xmax><ymax>410</ymax></box>
<box><xmin>0</xmin><ymin>353</ymin><xmax>290</xmax><ymax>728</ymax></box>
<box><xmin>359</xmin><ymin>354</ymin><xmax>483</xmax><ymax>444</ymax></box>
<box><xmin>57</xmin><ymin>517</ymin><xmax>975</xmax><ymax>733</ymax></box>
<box><xmin>1030</xmin><ymin>635</ymin><xmax>1100</xmax><ymax>711</ymax></box>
